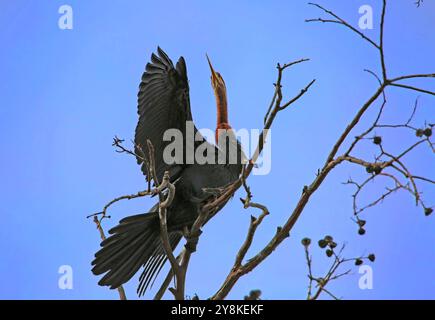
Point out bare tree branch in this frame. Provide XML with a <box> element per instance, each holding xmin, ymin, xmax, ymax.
<box><xmin>210</xmin><ymin>0</ymin><xmax>434</xmax><ymax>300</ymax></box>
<box><xmin>390</xmin><ymin>82</ymin><xmax>435</xmax><ymax>96</ymax></box>
<box><xmin>306</xmin><ymin>2</ymin><xmax>379</xmax><ymax>49</ymax></box>
<box><xmin>304</xmin><ymin>238</ymin><xmax>375</xmax><ymax>300</ymax></box>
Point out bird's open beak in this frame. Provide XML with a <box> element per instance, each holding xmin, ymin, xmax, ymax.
<box><xmin>206</xmin><ymin>54</ymin><xmax>218</xmax><ymax>84</ymax></box>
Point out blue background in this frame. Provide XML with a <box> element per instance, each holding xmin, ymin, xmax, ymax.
<box><xmin>0</xmin><ymin>0</ymin><xmax>433</xmax><ymax>299</ymax></box>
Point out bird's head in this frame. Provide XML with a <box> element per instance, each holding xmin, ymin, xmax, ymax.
<box><xmin>207</xmin><ymin>54</ymin><xmax>227</xmax><ymax>95</ymax></box>
<box><xmin>206</xmin><ymin>55</ymin><xmax>231</xmax><ymax>143</ymax></box>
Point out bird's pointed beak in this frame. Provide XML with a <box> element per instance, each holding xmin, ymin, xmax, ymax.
<box><xmin>206</xmin><ymin>54</ymin><xmax>218</xmax><ymax>83</ymax></box>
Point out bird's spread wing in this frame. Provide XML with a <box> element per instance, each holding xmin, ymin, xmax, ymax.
<box><xmin>135</xmin><ymin>47</ymin><xmax>193</xmax><ymax>182</ymax></box>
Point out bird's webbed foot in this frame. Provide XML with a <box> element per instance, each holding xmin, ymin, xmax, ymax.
<box><xmin>183</xmin><ymin>227</ymin><xmax>203</xmax><ymax>253</ymax></box>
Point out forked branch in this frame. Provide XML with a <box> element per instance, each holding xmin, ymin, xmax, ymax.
<box><xmin>210</xmin><ymin>0</ymin><xmax>433</xmax><ymax>300</ymax></box>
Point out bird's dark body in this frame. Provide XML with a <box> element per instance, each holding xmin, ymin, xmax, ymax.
<box><xmin>92</xmin><ymin>47</ymin><xmax>242</xmax><ymax>296</ymax></box>
<box><xmin>166</xmin><ymin>161</ymin><xmax>242</xmax><ymax>231</ymax></box>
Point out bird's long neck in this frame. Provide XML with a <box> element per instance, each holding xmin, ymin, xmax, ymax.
<box><xmin>215</xmin><ymin>87</ymin><xmax>231</xmax><ymax>143</ymax></box>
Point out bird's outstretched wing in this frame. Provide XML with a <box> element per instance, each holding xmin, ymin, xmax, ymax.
<box><xmin>135</xmin><ymin>47</ymin><xmax>193</xmax><ymax>183</ymax></box>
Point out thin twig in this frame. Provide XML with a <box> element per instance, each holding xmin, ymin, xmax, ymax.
<box><xmin>306</xmin><ymin>3</ymin><xmax>380</xmax><ymax>49</ymax></box>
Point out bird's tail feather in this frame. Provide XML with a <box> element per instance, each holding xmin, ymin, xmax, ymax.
<box><xmin>137</xmin><ymin>232</ymin><xmax>181</xmax><ymax>296</ymax></box>
<box><xmin>91</xmin><ymin>205</ymin><xmax>181</xmax><ymax>293</ymax></box>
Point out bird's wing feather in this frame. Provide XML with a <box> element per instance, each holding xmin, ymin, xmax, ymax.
<box><xmin>135</xmin><ymin>47</ymin><xmax>193</xmax><ymax>182</ymax></box>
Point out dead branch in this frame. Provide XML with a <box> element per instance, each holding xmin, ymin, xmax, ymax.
<box><xmin>155</xmin><ymin>171</ymin><xmax>180</xmax><ymax>295</ymax></box>
<box><xmin>210</xmin><ymin>0</ymin><xmax>433</xmax><ymax>300</ymax></box>
<box><xmin>390</xmin><ymin>82</ymin><xmax>435</xmax><ymax>96</ymax></box>
<box><xmin>306</xmin><ymin>2</ymin><xmax>379</xmax><ymax>49</ymax></box>
<box><xmin>87</xmin><ymin>189</ymin><xmax>153</xmax><ymax>221</ymax></box>
<box><xmin>341</xmin><ymin>94</ymin><xmax>433</xmax><ymax>230</ymax></box>
<box><xmin>303</xmin><ymin>237</ymin><xmax>375</xmax><ymax>300</ymax></box>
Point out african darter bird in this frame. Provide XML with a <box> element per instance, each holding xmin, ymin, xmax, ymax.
<box><xmin>91</xmin><ymin>47</ymin><xmax>244</xmax><ymax>296</ymax></box>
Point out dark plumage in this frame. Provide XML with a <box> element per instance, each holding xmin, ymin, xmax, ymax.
<box><xmin>92</xmin><ymin>47</ymin><xmax>243</xmax><ymax>296</ymax></box>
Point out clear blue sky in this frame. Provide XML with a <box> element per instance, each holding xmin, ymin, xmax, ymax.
<box><xmin>0</xmin><ymin>0</ymin><xmax>434</xmax><ymax>300</ymax></box>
